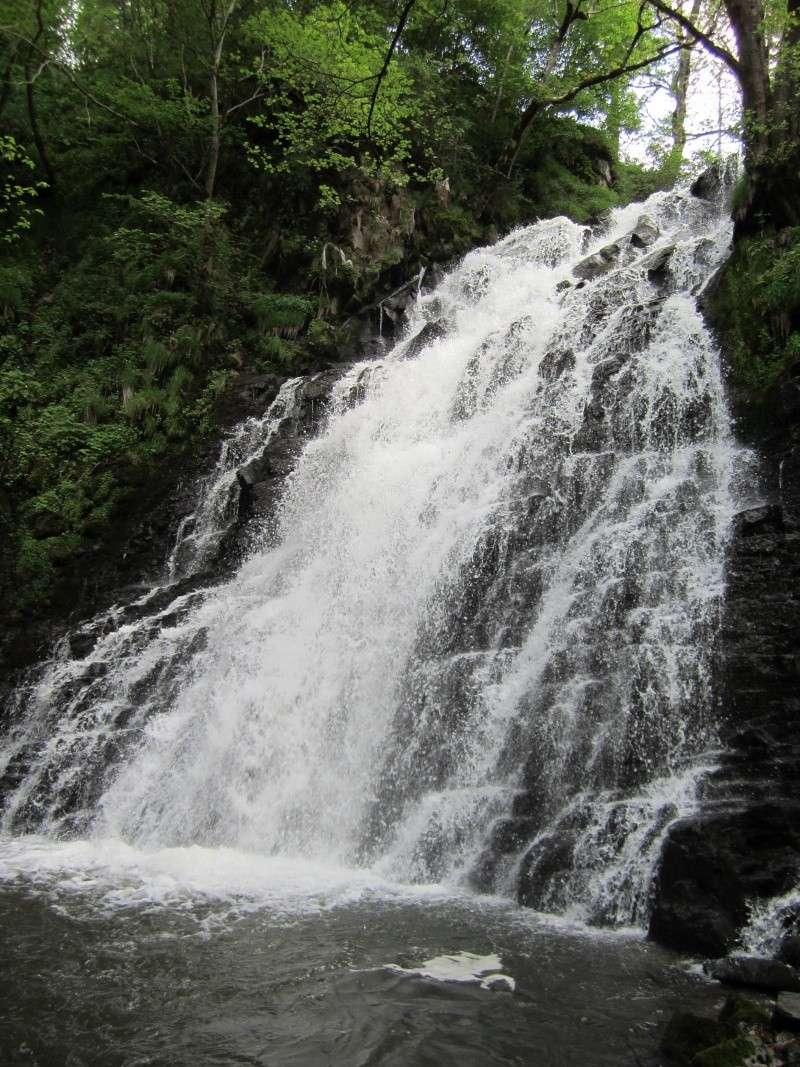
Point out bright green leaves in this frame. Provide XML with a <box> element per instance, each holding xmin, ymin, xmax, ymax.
<box><xmin>245</xmin><ymin>1</ymin><xmax>427</xmax><ymax>195</ymax></box>
<box><xmin>0</xmin><ymin>136</ymin><xmax>46</xmax><ymax>243</ymax></box>
<box><xmin>0</xmin><ymin>0</ymin><xmax>682</xmax><ymax>616</ymax></box>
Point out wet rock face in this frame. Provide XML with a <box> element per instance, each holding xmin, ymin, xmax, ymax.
<box><xmin>775</xmin><ymin>992</ymin><xmax>800</xmax><ymax>1030</ymax></box>
<box><xmin>0</xmin><ymin>370</ymin><xmax>291</xmax><ymax>683</ymax></box>
<box><xmin>690</xmin><ymin>161</ymin><xmax>737</xmax><ymax>203</ymax></box>
<box><xmin>573</xmin><ymin>242</ymin><xmax>626</xmax><ymax>281</ymax></box>
<box><xmin>649</xmin><ymin>393</ymin><xmax>800</xmax><ymax>956</ymax></box>
<box><xmin>228</xmin><ymin>366</ymin><xmax>357</xmax><ymax>547</ymax></box>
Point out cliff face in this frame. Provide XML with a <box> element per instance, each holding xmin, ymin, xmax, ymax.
<box><xmin>649</xmin><ymin>258</ymin><xmax>800</xmax><ymax>958</ymax></box>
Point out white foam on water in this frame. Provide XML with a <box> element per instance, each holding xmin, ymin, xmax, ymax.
<box><xmin>385</xmin><ymin>950</ymin><xmax>515</xmax><ymax>991</ymax></box>
<box><xmin>0</xmin><ymin>835</ymin><xmax>450</xmax><ymax>916</ymax></box>
<box><xmin>738</xmin><ymin>887</ymin><xmax>800</xmax><ymax>957</ymax></box>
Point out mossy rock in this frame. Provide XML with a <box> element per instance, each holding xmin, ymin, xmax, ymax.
<box><xmin>661</xmin><ymin>1012</ymin><xmax>728</xmax><ymax>1064</ymax></box>
<box><xmin>690</xmin><ymin>1036</ymin><xmax>756</xmax><ymax>1067</ymax></box>
<box><xmin>719</xmin><ymin>994</ymin><xmax>773</xmax><ymax>1031</ymax></box>
<box><xmin>305</xmin><ymin>318</ymin><xmax>338</xmax><ymax>358</ymax></box>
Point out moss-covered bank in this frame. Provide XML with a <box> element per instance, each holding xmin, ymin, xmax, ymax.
<box><xmin>704</xmin><ymin>224</ymin><xmax>800</xmax><ymax>445</ymax></box>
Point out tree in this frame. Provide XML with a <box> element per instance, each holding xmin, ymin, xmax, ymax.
<box><xmin>244</xmin><ymin>1</ymin><xmax>436</xmax><ymax>197</ymax></box>
<box><xmin>494</xmin><ymin>0</ymin><xmax>685</xmax><ymax>176</ymax></box>
<box><xmin>648</xmin><ymin>0</ymin><xmax>800</xmax><ymax>227</ymax></box>
<box><xmin>0</xmin><ymin>0</ymin><xmax>67</xmax><ymax>186</ymax></box>
<box><xmin>664</xmin><ymin>0</ymin><xmax>703</xmax><ymax>177</ymax></box>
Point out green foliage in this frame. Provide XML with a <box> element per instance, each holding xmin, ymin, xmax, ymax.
<box><xmin>708</xmin><ymin>228</ymin><xmax>800</xmax><ymax>403</ymax></box>
<box><xmin>506</xmin><ymin>119</ymin><xmax>623</xmax><ymax>225</ymax></box>
<box><xmin>0</xmin><ymin>0</ymin><xmax>669</xmax><ymax>620</ymax></box>
<box><xmin>305</xmin><ymin>317</ymin><xmax>337</xmax><ymax>357</ymax></box>
<box><xmin>0</xmin><ymin>264</ymin><xmax>34</xmax><ymax>320</ymax></box>
<box><xmin>527</xmin><ymin>156</ymin><xmax>617</xmax><ymax>223</ymax></box>
<box><xmin>0</xmin><ymin>183</ymin><xmax>312</xmax><ymax>611</ymax></box>
<box><xmin>614</xmin><ymin>161</ymin><xmax>671</xmax><ymax>204</ymax></box>
<box><xmin>245</xmin><ymin>1</ymin><xmax>432</xmax><ymax>193</ymax></box>
<box><xmin>415</xmin><ymin>199</ymin><xmax>484</xmax><ymax>261</ymax></box>
<box><xmin>250</xmin><ymin>293</ymin><xmax>313</xmax><ymax>334</ymax></box>
<box><xmin>0</xmin><ymin>136</ymin><xmax>46</xmax><ymax>243</ymax></box>
<box><xmin>730</xmin><ymin>173</ymin><xmax>751</xmax><ymax>217</ymax></box>
<box><xmin>186</xmin><ymin>369</ymin><xmax>233</xmax><ymax>432</ymax></box>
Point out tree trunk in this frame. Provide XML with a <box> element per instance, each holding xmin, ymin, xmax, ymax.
<box><xmin>664</xmin><ymin>0</ymin><xmax>701</xmax><ymax>178</ymax></box>
<box><xmin>726</xmin><ymin>0</ymin><xmax>800</xmax><ymax>229</ymax></box>
<box><xmin>495</xmin><ymin>1</ymin><xmax>584</xmax><ymax>177</ymax></box>
<box><xmin>490</xmin><ymin>42</ymin><xmax>515</xmax><ymax>125</ymax></box>
<box><xmin>205</xmin><ymin>61</ymin><xmax>220</xmax><ymax>199</ymax></box>
<box><xmin>723</xmin><ymin>0</ymin><xmax>771</xmax><ymax>166</ymax></box>
<box><xmin>0</xmin><ymin>42</ymin><xmax>19</xmax><ymax>119</ymax></box>
<box><xmin>497</xmin><ymin>100</ymin><xmax>542</xmax><ymax>177</ymax></box>
<box><xmin>203</xmin><ymin>0</ymin><xmax>236</xmax><ymax>200</ymax></box>
<box><xmin>25</xmin><ymin>57</ymin><xmax>55</xmax><ymax>188</ymax></box>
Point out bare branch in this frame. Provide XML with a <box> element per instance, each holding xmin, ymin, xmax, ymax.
<box><xmin>546</xmin><ymin>41</ymin><xmax>686</xmax><ymax>108</ymax></box>
<box><xmin>646</xmin><ymin>0</ymin><xmax>740</xmax><ymax>73</ymax></box>
<box><xmin>223</xmin><ymin>87</ymin><xmax>265</xmax><ymax>119</ymax></box>
<box><xmin>1</xmin><ymin>24</ymin><xmax>139</xmax><ymax>125</ymax></box>
<box><xmin>497</xmin><ymin>22</ymin><xmax>689</xmax><ymax>177</ymax></box>
<box><xmin>684</xmin><ymin>126</ymin><xmax>739</xmax><ymax>138</ymax></box>
<box><xmin>12</xmin><ymin>56</ymin><xmax>50</xmax><ymax>85</ymax></box>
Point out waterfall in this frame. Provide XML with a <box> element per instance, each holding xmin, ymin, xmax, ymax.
<box><xmin>0</xmin><ymin>186</ymin><xmax>749</xmax><ymax>928</ymax></box>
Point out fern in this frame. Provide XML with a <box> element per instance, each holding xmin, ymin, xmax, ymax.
<box><xmin>249</xmin><ymin>292</ymin><xmax>312</xmax><ymax>333</ymax></box>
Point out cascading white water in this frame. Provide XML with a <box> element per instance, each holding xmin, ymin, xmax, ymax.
<box><xmin>738</xmin><ymin>887</ymin><xmax>800</xmax><ymax>958</ymax></box>
<box><xmin>0</xmin><ymin>186</ymin><xmax>751</xmax><ymax>927</ymax></box>
<box><xmin>0</xmin><ymin>377</ymin><xmax>307</xmax><ymax>835</ymax></box>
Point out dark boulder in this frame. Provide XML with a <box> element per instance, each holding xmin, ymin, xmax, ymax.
<box><xmin>590</xmin><ymin>353</ymin><xmax>627</xmax><ymax>388</ymax></box>
<box><xmin>703</xmin><ymin>956</ymin><xmax>800</xmax><ymax>993</ymax></box>
<box><xmin>539</xmin><ymin>346</ymin><xmax>575</xmax><ymax>381</ymax></box>
<box><xmin>691</xmin><ymin>162</ymin><xmax>728</xmax><ymax>202</ymax></box>
<box><xmin>235</xmin><ymin>366</ymin><xmax>359</xmax><ymax>526</ymax></box>
<box><xmin>779</xmin><ymin>936</ymin><xmax>800</xmax><ymax>969</ymax></box>
<box><xmin>645</xmin><ymin>244</ymin><xmax>676</xmax><ymax>284</ymax></box>
<box><xmin>660</xmin><ymin>386</ymin><xmax>800</xmax><ymax>956</ymax></box>
<box><xmin>573</xmin><ymin>241</ymin><xmax>625</xmax><ymax>281</ymax></box>
<box><xmin>517</xmin><ymin>830</ymin><xmax>578</xmax><ymax>909</ymax></box>
<box><xmin>237</xmin><ymin>454</ymin><xmax>271</xmax><ymax>488</ymax></box>
<box><xmin>660</xmin><ymin>1011</ymin><xmax>728</xmax><ymax>1064</ymax></box>
<box><xmin>780</xmin><ymin>447</ymin><xmax>800</xmax><ymax>526</ymax></box>
<box><xmin>235</xmin><ymin>372</ymin><xmax>284</xmax><ymax>408</ymax></box>
<box><xmin>401</xmin><ymin>320</ymin><xmax>447</xmax><ymax>361</ymax></box>
<box><xmin>573</xmin><ymin>217</ymin><xmax>659</xmax><ymax>281</ymax></box>
<box><xmin>649</xmin><ymin>806</ymin><xmax>800</xmax><ymax>957</ymax></box>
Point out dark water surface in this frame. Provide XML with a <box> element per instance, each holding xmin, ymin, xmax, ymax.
<box><xmin>0</xmin><ymin>880</ymin><xmax>720</xmax><ymax>1067</ymax></box>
